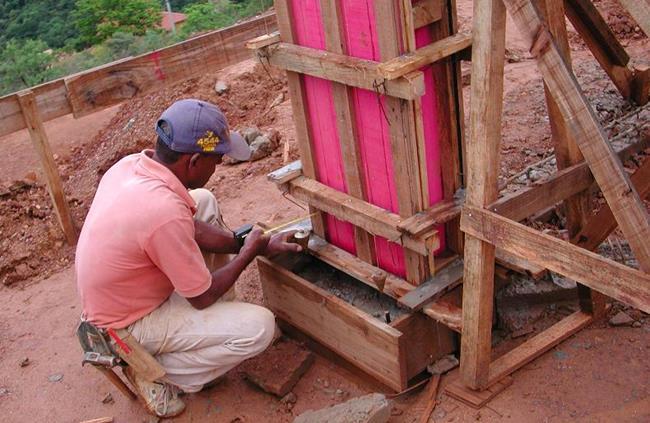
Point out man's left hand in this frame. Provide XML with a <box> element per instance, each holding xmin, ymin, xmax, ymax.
<box><xmin>264</xmin><ymin>230</ymin><xmax>303</xmax><ymax>258</ymax></box>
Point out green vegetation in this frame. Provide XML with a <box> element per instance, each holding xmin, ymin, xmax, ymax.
<box><xmin>0</xmin><ymin>0</ymin><xmax>273</xmax><ymax>97</ymax></box>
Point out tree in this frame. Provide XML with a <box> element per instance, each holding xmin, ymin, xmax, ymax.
<box><xmin>0</xmin><ymin>39</ymin><xmax>55</xmax><ymax>95</ymax></box>
<box><xmin>0</xmin><ymin>0</ymin><xmax>77</xmax><ymax>49</ymax></box>
<box><xmin>74</xmin><ymin>0</ymin><xmax>162</xmax><ymax>47</ymax></box>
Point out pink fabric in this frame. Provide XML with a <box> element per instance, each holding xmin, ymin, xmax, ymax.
<box><xmin>287</xmin><ymin>0</ymin><xmax>447</xmax><ymax>277</ymax></box>
<box><xmin>290</xmin><ymin>0</ymin><xmax>356</xmax><ymax>254</ymax></box>
<box><xmin>76</xmin><ymin>151</ymin><xmax>211</xmax><ymax>329</ymax></box>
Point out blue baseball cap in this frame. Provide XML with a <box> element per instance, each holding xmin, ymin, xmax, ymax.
<box><xmin>155</xmin><ymin>99</ymin><xmax>251</xmax><ymax>161</ymax></box>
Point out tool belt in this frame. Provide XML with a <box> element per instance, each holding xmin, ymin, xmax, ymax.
<box><xmin>77</xmin><ymin>319</ymin><xmax>166</xmax><ymax>382</ymax></box>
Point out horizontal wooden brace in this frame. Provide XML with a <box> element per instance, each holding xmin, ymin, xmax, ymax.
<box><xmin>461</xmin><ymin>206</ymin><xmax>650</xmax><ymax>314</ymax></box>
<box><xmin>246</xmin><ymin>31</ymin><xmax>280</xmax><ymax>49</ymax></box>
<box><xmin>397</xmin><ymin>199</ymin><xmax>462</xmax><ymax>236</ymax></box>
<box><xmin>413</xmin><ymin>0</ymin><xmax>444</xmax><ymax>28</ymax></box>
<box><xmin>490</xmin><ymin>136</ymin><xmax>650</xmax><ymax>222</ymax></box>
<box><xmin>377</xmin><ymin>33</ymin><xmax>473</xmax><ymax>80</ymax></box>
<box><xmin>422</xmin><ymin>300</ymin><xmax>463</xmax><ymax>333</ymax></box>
<box><xmin>286</xmin><ymin>176</ymin><xmax>439</xmax><ymax>256</ymax></box>
<box><xmin>308</xmin><ymin>235</ymin><xmax>413</xmax><ymax>299</ymax></box>
<box><xmin>267</xmin><ymin>160</ymin><xmax>302</xmax><ymax>184</ymax></box>
<box><xmin>488</xmin><ymin>310</ymin><xmax>593</xmax><ymax>385</ymax></box>
<box><xmin>259</xmin><ymin>42</ymin><xmax>425</xmax><ymax>100</ymax></box>
<box><xmin>398</xmin><ymin>258</ymin><xmax>464</xmax><ymax>310</ymax></box>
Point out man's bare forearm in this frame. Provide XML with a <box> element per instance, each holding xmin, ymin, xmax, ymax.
<box><xmin>194</xmin><ymin>220</ymin><xmax>240</xmax><ymax>253</ymax></box>
<box><xmin>188</xmin><ymin>248</ymin><xmax>257</xmax><ymax>309</ymax></box>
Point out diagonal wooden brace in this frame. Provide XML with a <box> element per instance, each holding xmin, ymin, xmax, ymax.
<box><xmin>503</xmin><ymin>0</ymin><xmax>650</xmax><ymax>273</ymax></box>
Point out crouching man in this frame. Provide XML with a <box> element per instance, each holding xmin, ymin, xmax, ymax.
<box><xmin>75</xmin><ymin>99</ymin><xmax>301</xmax><ymax>417</ymax></box>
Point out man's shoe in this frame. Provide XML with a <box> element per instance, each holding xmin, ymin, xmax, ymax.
<box><xmin>124</xmin><ymin>366</ymin><xmax>186</xmax><ymax>418</ymax></box>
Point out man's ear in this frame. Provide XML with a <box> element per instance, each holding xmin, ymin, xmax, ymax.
<box><xmin>189</xmin><ymin>153</ymin><xmax>201</xmax><ymax>168</ymax></box>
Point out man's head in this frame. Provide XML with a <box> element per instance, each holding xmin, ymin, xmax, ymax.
<box><xmin>153</xmin><ymin>99</ymin><xmax>251</xmax><ymax>188</ymax></box>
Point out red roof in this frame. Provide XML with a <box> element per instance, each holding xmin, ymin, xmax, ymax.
<box><xmin>160</xmin><ymin>11</ymin><xmax>187</xmax><ymax>31</ymax></box>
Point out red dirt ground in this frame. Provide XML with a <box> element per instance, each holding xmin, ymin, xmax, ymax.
<box><xmin>0</xmin><ymin>1</ymin><xmax>649</xmax><ymax>421</ymax></box>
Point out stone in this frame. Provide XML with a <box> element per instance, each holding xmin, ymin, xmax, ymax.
<box><xmin>249</xmin><ymin>134</ymin><xmax>279</xmax><ymax>161</ymax></box>
<box><xmin>427</xmin><ymin>354</ymin><xmax>459</xmax><ymax>375</ymax></box>
<box><xmin>609</xmin><ymin>311</ymin><xmax>635</xmax><ymax>327</ymax></box>
<box><xmin>281</xmin><ymin>392</ymin><xmax>297</xmax><ymax>404</ymax></box>
<box><xmin>102</xmin><ymin>393</ymin><xmax>114</xmax><ymax>404</ymax></box>
<box><xmin>241</xmin><ymin>127</ymin><xmax>262</xmax><ymax>144</ymax></box>
<box><xmin>48</xmin><ymin>373</ymin><xmax>63</xmax><ymax>382</ymax></box>
<box><xmin>14</xmin><ymin>263</ymin><xmax>30</xmax><ymax>278</ymax></box>
<box><xmin>214</xmin><ymin>80</ymin><xmax>229</xmax><ymax>94</ymax></box>
<box><xmin>294</xmin><ymin>393</ymin><xmax>391</xmax><ymax>423</ymax></box>
<box><xmin>19</xmin><ymin>358</ymin><xmax>30</xmax><ymax>367</ymax></box>
<box><xmin>239</xmin><ymin>339</ymin><xmax>314</xmax><ymax>397</ymax></box>
<box><xmin>632</xmin><ymin>321</ymin><xmax>642</xmax><ymax>328</ymax></box>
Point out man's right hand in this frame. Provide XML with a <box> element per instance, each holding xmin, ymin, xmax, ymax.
<box><xmin>240</xmin><ymin>228</ymin><xmax>270</xmax><ymax>257</ymax></box>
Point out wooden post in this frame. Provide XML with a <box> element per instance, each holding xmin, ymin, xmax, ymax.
<box><xmin>374</xmin><ymin>0</ymin><xmax>430</xmax><ymax>285</ymax></box>
<box><xmin>459</xmin><ymin>0</ymin><xmax>507</xmax><ymax>390</ymax></box>
<box><xmin>17</xmin><ymin>90</ymin><xmax>77</xmax><ymax>245</ymax></box>
<box><xmin>274</xmin><ymin>0</ymin><xmax>326</xmax><ymax>237</ymax></box>
<box><xmin>538</xmin><ymin>0</ymin><xmax>605</xmax><ymax>315</ymax></box>
<box><xmin>320</xmin><ymin>0</ymin><xmax>376</xmax><ymax>265</ymax></box>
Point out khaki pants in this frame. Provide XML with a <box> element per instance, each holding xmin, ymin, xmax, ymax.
<box><xmin>126</xmin><ymin>189</ymin><xmax>276</xmax><ymax>393</ymax></box>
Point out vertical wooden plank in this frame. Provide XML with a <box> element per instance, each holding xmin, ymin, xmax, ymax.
<box><xmin>460</xmin><ymin>0</ymin><xmax>507</xmax><ymax>390</ymax></box>
<box><xmin>274</xmin><ymin>0</ymin><xmax>326</xmax><ymax>237</ymax></box>
<box><xmin>504</xmin><ymin>0</ymin><xmax>650</xmax><ymax>273</ymax></box>
<box><xmin>17</xmin><ymin>90</ymin><xmax>77</xmax><ymax>245</ymax></box>
<box><xmin>374</xmin><ymin>0</ymin><xmax>430</xmax><ymax>285</ymax></box>
<box><xmin>431</xmin><ymin>0</ymin><xmax>465</xmax><ymax>255</ymax></box>
<box><xmin>539</xmin><ymin>0</ymin><xmax>604</xmax><ymax>315</ymax></box>
<box><xmin>320</xmin><ymin>0</ymin><xmax>376</xmax><ymax>264</ymax></box>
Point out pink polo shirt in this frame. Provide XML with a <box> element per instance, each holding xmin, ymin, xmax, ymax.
<box><xmin>76</xmin><ymin>150</ymin><xmax>211</xmax><ymax>328</ymax></box>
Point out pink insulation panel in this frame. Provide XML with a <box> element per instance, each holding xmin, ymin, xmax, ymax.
<box><xmin>289</xmin><ymin>0</ymin><xmax>446</xmax><ymax>278</ymax></box>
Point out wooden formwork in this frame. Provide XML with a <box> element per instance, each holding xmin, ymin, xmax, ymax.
<box><xmin>254</xmin><ymin>0</ymin><xmax>650</xmax><ymax>402</ymax></box>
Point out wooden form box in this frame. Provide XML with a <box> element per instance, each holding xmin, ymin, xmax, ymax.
<box><xmin>258</xmin><ymin>256</ymin><xmax>455</xmax><ymax>391</ymax></box>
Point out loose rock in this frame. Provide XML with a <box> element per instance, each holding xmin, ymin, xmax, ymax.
<box><xmin>609</xmin><ymin>311</ymin><xmax>635</xmax><ymax>327</ymax></box>
<box><xmin>102</xmin><ymin>393</ymin><xmax>114</xmax><ymax>404</ymax></box>
<box><xmin>428</xmin><ymin>354</ymin><xmax>459</xmax><ymax>375</ymax></box>
<box><xmin>19</xmin><ymin>358</ymin><xmax>30</xmax><ymax>367</ymax></box>
<box><xmin>48</xmin><ymin>373</ymin><xmax>63</xmax><ymax>382</ymax></box>
<box><xmin>214</xmin><ymin>80</ymin><xmax>229</xmax><ymax>94</ymax></box>
<box><xmin>294</xmin><ymin>393</ymin><xmax>391</xmax><ymax>423</ymax></box>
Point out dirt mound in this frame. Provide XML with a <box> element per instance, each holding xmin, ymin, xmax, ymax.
<box><xmin>0</xmin><ymin>62</ymin><xmax>290</xmax><ymax>287</ymax></box>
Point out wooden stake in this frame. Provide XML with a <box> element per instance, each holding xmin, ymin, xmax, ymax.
<box><xmin>459</xmin><ymin>0</ymin><xmax>507</xmax><ymax>390</ymax></box>
<box><xmin>17</xmin><ymin>90</ymin><xmax>77</xmax><ymax>245</ymax></box>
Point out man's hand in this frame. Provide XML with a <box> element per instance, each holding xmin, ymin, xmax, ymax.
<box><xmin>240</xmin><ymin>228</ymin><xmax>270</xmax><ymax>257</ymax></box>
<box><xmin>264</xmin><ymin>230</ymin><xmax>303</xmax><ymax>258</ymax></box>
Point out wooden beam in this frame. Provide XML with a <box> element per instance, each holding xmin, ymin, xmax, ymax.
<box><xmin>398</xmin><ymin>258</ymin><xmax>464</xmax><ymax>310</ymax></box>
<box><xmin>573</xmin><ymin>158</ymin><xmax>650</xmax><ymax>251</ymax></box>
<box><xmin>260</xmin><ymin>42</ymin><xmax>425</xmax><ymax>100</ymax></box>
<box><xmin>460</xmin><ymin>0</ymin><xmax>507</xmax><ymax>390</ymax></box>
<box><xmin>422</xmin><ymin>299</ymin><xmax>463</xmax><ymax>333</ymax></box>
<box><xmin>320</xmin><ymin>0</ymin><xmax>376</xmax><ymax>265</ymax></box>
<box><xmin>65</xmin><ymin>14</ymin><xmax>277</xmax><ymax>117</ymax></box>
<box><xmin>0</xmin><ymin>14</ymin><xmax>277</xmax><ymax>138</ymax></box>
<box><xmin>246</xmin><ymin>31</ymin><xmax>280</xmax><ymax>49</ymax></box>
<box><xmin>274</xmin><ymin>0</ymin><xmax>326</xmax><ymax>237</ymax></box>
<box><xmin>461</xmin><ymin>206</ymin><xmax>650</xmax><ymax>314</ymax></box>
<box><xmin>564</xmin><ymin>0</ymin><xmax>635</xmax><ymax>100</ymax></box>
<box><xmin>616</xmin><ymin>0</ymin><xmax>650</xmax><ymax>38</ymax></box>
<box><xmin>495</xmin><ymin>249</ymin><xmax>547</xmax><ymax>280</ymax></box>
<box><xmin>287</xmin><ymin>176</ymin><xmax>439</xmax><ymax>256</ymax></box>
<box><xmin>397</xmin><ymin>199</ymin><xmax>461</xmax><ymax>236</ymax></box>
<box><xmin>413</xmin><ymin>0</ymin><xmax>444</xmax><ymax>28</ymax></box>
<box><xmin>377</xmin><ymin>33</ymin><xmax>472</xmax><ymax>80</ymax></box>
<box><xmin>505</xmin><ymin>0</ymin><xmax>650</xmax><ymax>273</ymax></box>
<box><xmin>17</xmin><ymin>91</ymin><xmax>77</xmax><ymax>245</ymax></box>
<box><xmin>490</xmin><ymin>136</ymin><xmax>650</xmax><ymax>222</ymax></box>
<box><xmin>267</xmin><ymin>160</ymin><xmax>302</xmax><ymax>185</ymax></box>
<box><xmin>488</xmin><ymin>311</ymin><xmax>593</xmax><ymax>384</ymax></box>
<box><xmin>308</xmin><ymin>235</ymin><xmax>412</xmax><ymax>299</ymax></box>
<box><xmin>374</xmin><ymin>0</ymin><xmax>430</xmax><ymax>285</ymax></box>
<box><xmin>0</xmin><ymin>79</ymin><xmax>71</xmax><ymax>138</ymax></box>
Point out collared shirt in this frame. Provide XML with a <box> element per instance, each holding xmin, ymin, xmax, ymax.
<box><xmin>76</xmin><ymin>150</ymin><xmax>211</xmax><ymax>328</ymax></box>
